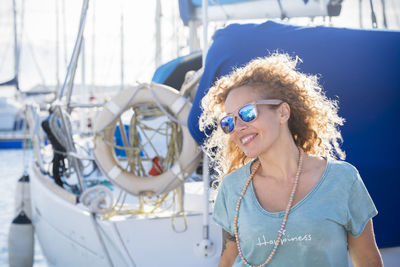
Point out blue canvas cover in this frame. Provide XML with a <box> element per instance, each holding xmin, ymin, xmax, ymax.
<box><xmin>152</xmin><ymin>51</ymin><xmax>202</xmax><ymax>90</ymax></box>
<box><xmin>187</xmin><ymin>20</ymin><xmax>400</xmax><ymax>248</ymax></box>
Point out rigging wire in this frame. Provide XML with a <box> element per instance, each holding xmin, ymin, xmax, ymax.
<box><xmin>111</xmin><ymin>222</ymin><xmax>137</xmax><ymax>267</ymax></box>
<box><xmin>12</xmin><ymin>0</ymin><xmax>19</xmax><ymax>90</ymax></box>
<box><xmin>120</xmin><ymin>7</ymin><xmax>124</xmax><ymax>91</ymax></box>
<box><xmin>393</xmin><ymin>0</ymin><xmax>400</xmax><ymax>28</ymax></box>
<box><xmin>90</xmin><ymin>213</ymin><xmax>115</xmax><ymax>267</ymax></box>
<box><xmin>155</xmin><ymin>0</ymin><xmax>162</xmax><ymax>68</ymax></box>
<box><xmin>24</xmin><ymin>34</ymin><xmax>47</xmax><ymax>87</ymax></box>
<box><xmin>381</xmin><ymin>0</ymin><xmax>388</xmax><ymax>28</ymax></box>
<box><xmin>55</xmin><ymin>0</ymin><xmax>60</xmax><ymax>92</ymax></box>
<box><xmin>369</xmin><ymin>0</ymin><xmax>378</xmax><ymax>28</ymax></box>
<box><xmin>16</xmin><ymin>0</ymin><xmax>26</xmax><ymax>89</ymax></box>
<box><xmin>277</xmin><ymin>0</ymin><xmax>287</xmax><ymax>20</ymax></box>
<box><xmin>0</xmin><ymin>43</ymin><xmax>11</xmax><ymax>76</ymax></box>
<box><xmin>359</xmin><ymin>0</ymin><xmax>363</xmax><ymax>28</ymax></box>
<box><xmin>91</xmin><ymin>0</ymin><xmax>96</xmax><ymax>95</ymax></box>
<box><xmin>214</xmin><ymin>0</ymin><xmax>230</xmax><ymax>21</ymax></box>
<box><xmin>62</xmin><ymin>0</ymin><xmax>68</xmax><ymax>68</ymax></box>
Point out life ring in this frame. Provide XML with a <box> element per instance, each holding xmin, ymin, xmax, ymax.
<box><xmin>93</xmin><ymin>83</ymin><xmax>201</xmax><ymax>197</ymax></box>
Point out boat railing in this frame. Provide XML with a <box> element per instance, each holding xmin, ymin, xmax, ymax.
<box><xmin>68</xmin><ymin>102</ymin><xmax>106</xmax><ymax>109</ymax></box>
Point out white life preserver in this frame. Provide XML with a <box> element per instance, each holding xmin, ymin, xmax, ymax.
<box><xmin>93</xmin><ymin>83</ymin><xmax>200</xmax><ymax>197</ymax></box>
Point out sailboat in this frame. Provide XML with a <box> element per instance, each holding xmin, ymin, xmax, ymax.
<box><xmin>0</xmin><ymin>0</ymin><xmax>28</xmax><ymax>148</ymax></box>
<box><xmin>0</xmin><ymin>0</ymin><xmax>56</xmax><ymax>149</ymax></box>
<box><xmin>11</xmin><ymin>0</ymin><xmax>399</xmax><ymax>266</ymax></box>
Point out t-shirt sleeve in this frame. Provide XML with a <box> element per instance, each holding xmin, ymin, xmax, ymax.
<box><xmin>212</xmin><ymin>182</ymin><xmax>233</xmax><ymax>234</ymax></box>
<box><xmin>345</xmin><ymin>170</ymin><xmax>378</xmax><ymax>237</ymax></box>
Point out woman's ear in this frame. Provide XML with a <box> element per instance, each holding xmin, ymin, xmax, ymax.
<box><xmin>279</xmin><ymin>103</ymin><xmax>290</xmax><ymax>124</ymax></box>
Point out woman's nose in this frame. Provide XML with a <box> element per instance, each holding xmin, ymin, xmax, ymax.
<box><xmin>235</xmin><ymin>117</ymin><xmax>247</xmax><ymax>130</ymax></box>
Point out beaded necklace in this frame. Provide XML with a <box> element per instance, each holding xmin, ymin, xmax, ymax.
<box><xmin>234</xmin><ymin>148</ymin><xmax>304</xmax><ymax>267</ymax></box>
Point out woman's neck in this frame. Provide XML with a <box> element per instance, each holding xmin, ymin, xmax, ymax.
<box><xmin>256</xmin><ymin>139</ymin><xmax>301</xmax><ymax>183</ymax></box>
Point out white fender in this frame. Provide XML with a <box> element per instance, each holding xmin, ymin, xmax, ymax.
<box><xmin>8</xmin><ymin>212</ymin><xmax>34</xmax><ymax>267</ymax></box>
<box><xmin>13</xmin><ymin>174</ymin><xmax>32</xmax><ymax>220</ymax></box>
<box><xmin>93</xmin><ymin>83</ymin><xmax>200</xmax><ymax>196</ymax></box>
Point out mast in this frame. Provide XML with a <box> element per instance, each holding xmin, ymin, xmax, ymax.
<box><xmin>201</xmin><ymin>0</ymin><xmax>211</xmax><ymax>253</ymax></box>
<box><xmin>55</xmin><ymin>0</ymin><xmax>60</xmax><ymax>92</ymax></box>
<box><xmin>55</xmin><ymin>0</ymin><xmax>90</xmax><ymax>193</ymax></box>
<box><xmin>81</xmin><ymin>39</ymin><xmax>86</xmax><ymax>89</ymax></box>
<box><xmin>13</xmin><ymin>0</ymin><xmax>19</xmax><ymax>90</ymax></box>
<box><xmin>91</xmin><ymin>0</ymin><xmax>96</xmax><ymax>96</ymax></box>
<box><xmin>359</xmin><ymin>0</ymin><xmax>363</xmax><ymax>28</ymax></box>
<box><xmin>155</xmin><ymin>0</ymin><xmax>162</xmax><ymax>68</ymax></box>
<box><xmin>57</xmin><ymin>0</ymin><xmax>89</xmax><ymax>103</ymax></box>
<box><xmin>381</xmin><ymin>0</ymin><xmax>388</xmax><ymax>28</ymax></box>
<box><xmin>0</xmin><ymin>0</ymin><xmax>20</xmax><ymax>89</ymax></box>
<box><xmin>120</xmin><ymin>9</ymin><xmax>124</xmax><ymax>91</ymax></box>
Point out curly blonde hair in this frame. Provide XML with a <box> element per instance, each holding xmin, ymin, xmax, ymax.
<box><xmin>199</xmin><ymin>53</ymin><xmax>345</xmax><ymax>178</ymax></box>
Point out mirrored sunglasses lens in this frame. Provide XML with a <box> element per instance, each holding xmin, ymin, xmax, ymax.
<box><xmin>238</xmin><ymin>104</ymin><xmax>257</xmax><ymax>122</ymax></box>
<box><xmin>220</xmin><ymin>116</ymin><xmax>235</xmax><ymax>134</ymax></box>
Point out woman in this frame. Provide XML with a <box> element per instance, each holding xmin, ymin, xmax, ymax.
<box><xmin>199</xmin><ymin>54</ymin><xmax>383</xmax><ymax>267</ymax></box>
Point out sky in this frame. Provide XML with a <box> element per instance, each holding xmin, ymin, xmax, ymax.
<box><xmin>0</xmin><ymin>0</ymin><xmax>184</xmax><ymax>91</ymax></box>
<box><xmin>0</xmin><ymin>0</ymin><xmax>399</xmax><ymax>93</ymax></box>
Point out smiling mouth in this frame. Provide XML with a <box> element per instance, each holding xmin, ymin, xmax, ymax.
<box><xmin>240</xmin><ymin>134</ymin><xmax>257</xmax><ymax>145</ymax></box>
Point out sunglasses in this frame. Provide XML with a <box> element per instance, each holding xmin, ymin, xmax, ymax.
<box><xmin>219</xmin><ymin>99</ymin><xmax>283</xmax><ymax>134</ymax></box>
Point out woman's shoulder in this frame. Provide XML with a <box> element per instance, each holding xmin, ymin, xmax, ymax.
<box><xmin>219</xmin><ymin>161</ymin><xmax>253</xmax><ymax>190</ymax></box>
<box><xmin>328</xmin><ymin>158</ymin><xmax>358</xmax><ymax>173</ymax></box>
<box><xmin>326</xmin><ymin>158</ymin><xmax>361</xmax><ymax>184</ymax></box>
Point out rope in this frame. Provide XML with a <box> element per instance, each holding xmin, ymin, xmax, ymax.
<box><xmin>49</xmin><ymin>108</ymin><xmax>72</xmax><ymax>149</ymax></box>
<box><xmin>80</xmin><ymin>185</ymin><xmax>114</xmax><ymax>214</ymax></box>
<box><xmin>101</xmin><ymin>190</ymin><xmax>175</xmax><ymax>220</ymax></box>
<box><xmin>180</xmin><ymin>68</ymin><xmax>203</xmax><ymax>99</ymax></box>
<box><xmin>49</xmin><ymin>108</ymin><xmax>84</xmax><ymax>175</ymax></box>
<box><xmin>19</xmin><ymin>110</ymin><xmax>30</xmax><ymax>214</ymax></box>
<box><xmin>100</xmin><ymin>103</ymin><xmax>201</xmax><ymax>193</ymax></box>
<box><xmin>171</xmin><ymin>211</ymin><xmax>188</xmax><ymax>233</ymax></box>
<box><xmin>112</xmin><ymin>222</ymin><xmax>137</xmax><ymax>267</ymax></box>
<box><xmin>99</xmin><ymin>103</ymin><xmax>181</xmax><ymax>176</ymax></box>
<box><xmin>147</xmin><ymin>84</ymin><xmax>188</xmax><ymax>126</ymax></box>
<box><xmin>90</xmin><ymin>213</ymin><xmax>115</xmax><ymax>267</ymax></box>
<box><xmin>91</xmin><ymin>214</ymin><xmax>136</xmax><ymax>267</ymax></box>
<box><xmin>154</xmin><ymin>149</ymin><xmax>202</xmax><ymax>195</ymax></box>
<box><xmin>96</xmin><ymin>85</ymin><xmax>201</xmax><ymax>233</ymax></box>
<box><xmin>22</xmin><ymin>107</ymin><xmax>30</xmax><ymax>175</ymax></box>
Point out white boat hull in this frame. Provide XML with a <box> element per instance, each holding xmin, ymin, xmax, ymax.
<box><xmin>30</xmin><ymin>164</ymin><xmax>221</xmax><ymax>267</ymax></box>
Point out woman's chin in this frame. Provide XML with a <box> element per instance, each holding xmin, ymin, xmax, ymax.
<box><xmin>243</xmin><ymin>149</ymin><xmax>259</xmax><ymax>159</ymax></box>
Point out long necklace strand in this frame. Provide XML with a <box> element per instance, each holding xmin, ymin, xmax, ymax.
<box><xmin>234</xmin><ymin>148</ymin><xmax>304</xmax><ymax>267</ymax></box>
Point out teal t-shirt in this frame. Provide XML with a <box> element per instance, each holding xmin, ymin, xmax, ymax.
<box><xmin>212</xmin><ymin>158</ymin><xmax>378</xmax><ymax>267</ymax></box>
